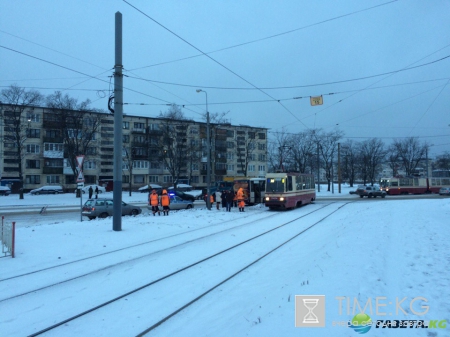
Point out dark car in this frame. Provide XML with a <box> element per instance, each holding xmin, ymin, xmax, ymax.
<box><xmin>356</xmin><ymin>185</ymin><xmax>386</xmax><ymax>198</ymax></box>
<box><xmin>168</xmin><ymin>189</ymin><xmax>196</xmax><ymax>202</ymax></box>
<box><xmin>30</xmin><ymin>185</ymin><xmax>64</xmax><ymax>195</ymax></box>
<box><xmin>82</xmin><ymin>198</ymin><xmax>142</xmax><ymax>219</ymax></box>
<box><xmin>0</xmin><ymin>186</ymin><xmax>11</xmax><ymax>196</ymax></box>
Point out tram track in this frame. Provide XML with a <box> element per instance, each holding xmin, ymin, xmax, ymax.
<box><xmin>1</xmin><ymin>201</ymin><xmax>351</xmax><ymax>336</ymax></box>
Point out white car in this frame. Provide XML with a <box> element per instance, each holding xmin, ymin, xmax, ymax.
<box><xmin>76</xmin><ymin>184</ymin><xmax>106</xmax><ymax>194</ymax></box>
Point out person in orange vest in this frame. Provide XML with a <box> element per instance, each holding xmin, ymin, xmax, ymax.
<box><xmin>149</xmin><ymin>189</ymin><xmax>160</xmax><ymax>216</ymax></box>
<box><xmin>237</xmin><ymin>187</ymin><xmax>245</xmax><ymax>212</ymax></box>
<box><xmin>161</xmin><ymin>189</ymin><xmax>170</xmax><ymax>216</ymax></box>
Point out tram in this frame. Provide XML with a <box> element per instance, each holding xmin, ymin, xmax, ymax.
<box><xmin>264</xmin><ymin>172</ymin><xmax>315</xmax><ymax>210</ymax></box>
<box><xmin>380</xmin><ymin>176</ymin><xmax>450</xmax><ymax>195</ymax></box>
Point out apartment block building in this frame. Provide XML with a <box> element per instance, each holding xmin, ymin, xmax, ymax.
<box><xmin>0</xmin><ymin>104</ymin><xmax>268</xmax><ymax>193</ymax></box>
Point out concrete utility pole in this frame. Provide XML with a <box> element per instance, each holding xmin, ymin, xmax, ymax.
<box><xmin>113</xmin><ymin>12</ymin><xmax>123</xmax><ymax>231</ymax></box>
<box><xmin>196</xmin><ymin>89</ymin><xmax>211</xmax><ymax>210</ymax></box>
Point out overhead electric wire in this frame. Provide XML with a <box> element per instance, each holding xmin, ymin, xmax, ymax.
<box><xmin>127</xmin><ymin>56</ymin><xmax>450</xmax><ymax>91</ymax></box>
<box><xmin>123</xmin><ymin>0</ymin><xmax>310</xmax><ymax>129</ymax></box>
<box><xmin>0</xmin><ymin>45</ymin><xmax>175</xmax><ymax>106</ymax></box>
<box><xmin>129</xmin><ymin>0</ymin><xmax>399</xmax><ymax>71</ymax></box>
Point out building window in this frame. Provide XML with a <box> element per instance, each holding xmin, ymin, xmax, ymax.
<box><xmin>44</xmin><ymin>159</ymin><xmax>63</xmax><ymax>167</ymax></box>
<box><xmin>123</xmin><ymin>121</ymin><xmax>129</xmax><ymax>129</ymax></box>
<box><xmin>26</xmin><ymin>160</ymin><xmax>40</xmax><ymax>169</ymax></box>
<box><xmin>227</xmin><ymin>164</ymin><xmax>234</xmax><ymax>171</ymax></box>
<box><xmin>44</xmin><ymin>143</ymin><xmax>64</xmax><ymax>151</ymax></box>
<box><xmin>190</xmin><ymin>176</ymin><xmax>199</xmax><ymax>184</ymax></box>
<box><xmin>227</xmin><ymin>141</ymin><xmax>234</xmax><ymax>149</ymax></box>
<box><xmin>216</xmin><ymin>163</ymin><xmax>226</xmax><ymax>170</ymax></box>
<box><xmin>149</xmin><ymin>123</ymin><xmax>159</xmax><ymax>130</ymax></box>
<box><xmin>26</xmin><ymin>144</ymin><xmax>40</xmax><ymax>154</ymax></box>
<box><xmin>191</xmin><ymin>163</ymin><xmax>199</xmax><ymax>171</ymax></box>
<box><xmin>258</xmin><ymin>143</ymin><xmax>266</xmax><ymax>151</ymax></box>
<box><xmin>27</xmin><ymin>113</ymin><xmax>40</xmax><ymax>122</ymax></box>
<box><xmin>163</xmin><ymin>175</ymin><xmax>173</xmax><ymax>183</ymax></box>
<box><xmin>248</xmin><ymin>164</ymin><xmax>255</xmax><ymax>172</ymax></box>
<box><xmin>85</xmin><ymin>160</ymin><xmax>97</xmax><ymax>169</ymax></box>
<box><xmin>133</xmin><ymin>161</ymin><xmax>149</xmax><ymax>169</ymax></box>
<box><xmin>27</xmin><ymin>129</ymin><xmax>40</xmax><ymax>138</ymax></box>
<box><xmin>249</xmin><ymin>153</ymin><xmax>256</xmax><ymax>161</ymax></box>
<box><xmin>122</xmin><ymin>175</ymin><xmax>130</xmax><ymax>183</ymax></box>
<box><xmin>150</xmin><ymin>162</ymin><xmax>160</xmax><ymax>169</ymax></box>
<box><xmin>189</xmin><ymin>127</ymin><xmax>198</xmax><ymax>134</ymax></box>
<box><xmin>258</xmin><ymin>133</ymin><xmax>266</xmax><ymax>140</ymax></box>
<box><xmin>248</xmin><ymin>132</ymin><xmax>255</xmax><ymax>139</ymax></box>
<box><xmin>134</xmin><ymin>175</ymin><xmax>145</xmax><ymax>184</ymax></box>
<box><xmin>227</xmin><ymin>130</ymin><xmax>234</xmax><ymax>137</ymax></box>
<box><xmin>46</xmin><ymin>130</ymin><xmax>60</xmax><ymax>138</ymax></box>
<box><xmin>46</xmin><ymin>175</ymin><xmax>60</xmax><ymax>184</ymax></box>
<box><xmin>149</xmin><ymin>176</ymin><xmax>159</xmax><ymax>183</ymax></box>
<box><xmin>67</xmin><ymin>129</ymin><xmax>82</xmax><ymax>139</ymax></box>
<box><xmin>226</xmin><ymin>152</ymin><xmax>234</xmax><ymax>160</ymax></box>
<box><xmin>26</xmin><ymin>175</ymin><xmax>40</xmax><ymax>184</ymax></box>
<box><xmin>86</xmin><ymin>147</ymin><xmax>97</xmax><ymax>155</ymax></box>
<box><xmin>258</xmin><ymin>154</ymin><xmax>266</xmax><ymax>161</ymax></box>
<box><xmin>134</xmin><ymin>122</ymin><xmax>145</xmax><ymax>130</ymax></box>
<box><xmin>123</xmin><ymin>135</ymin><xmax>129</xmax><ymax>143</ymax></box>
<box><xmin>258</xmin><ymin>165</ymin><xmax>266</xmax><ymax>172</ymax></box>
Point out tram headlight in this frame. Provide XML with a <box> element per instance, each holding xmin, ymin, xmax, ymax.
<box><xmin>279</xmin><ymin>197</ymin><xmax>285</xmax><ymax>201</ymax></box>
<box><xmin>265</xmin><ymin>197</ymin><xmax>269</xmax><ymax>201</ymax></box>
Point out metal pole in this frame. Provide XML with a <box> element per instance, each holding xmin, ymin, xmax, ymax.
<box><xmin>338</xmin><ymin>142</ymin><xmax>341</xmax><ymax>193</ymax></box>
<box><xmin>317</xmin><ymin>143</ymin><xmax>320</xmax><ymax>192</ymax></box>
<box><xmin>113</xmin><ymin>12</ymin><xmax>123</xmax><ymax>231</ymax></box>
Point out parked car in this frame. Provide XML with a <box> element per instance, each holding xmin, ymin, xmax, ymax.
<box><xmin>356</xmin><ymin>185</ymin><xmax>386</xmax><ymax>198</ymax></box>
<box><xmin>138</xmin><ymin>184</ymin><xmax>163</xmax><ymax>193</ymax></box>
<box><xmin>167</xmin><ymin>184</ymin><xmax>193</xmax><ymax>192</ymax></box>
<box><xmin>74</xmin><ymin>184</ymin><xmax>106</xmax><ymax>194</ymax></box>
<box><xmin>439</xmin><ymin>187</ymin><xmax>450</xmax><ymax>196</ymax></box>
<box><xmin>349</xmin><ymin>185</ymin><xmax>364</xmax><ymax>195</ymax></box>
<box><xmin>82</xmin><ymin>198</ymin><xmax>142</xmax><ymax>219</ymax></box>
<box><xmin>147</xmin><ymin>195</ymin><xmax>194</xmax><ymax>211</ymax></box>
<box><xmin>30</xmin><ymin>185</ymin><xmax>64</xmax><ymax>195</ymax></box>
<box><xmin>168</xmin><ymin>189</ymin><xmax>196</xmax><ymax>202</ymax></box>
<box><xmin>0</xmin><ymin>186</ymin><xmax>11</xmax><ymax>196</ymax></box>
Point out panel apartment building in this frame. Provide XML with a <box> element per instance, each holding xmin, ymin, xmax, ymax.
<box><xmin>0</xmin><ymin>104</ymin><xmax>268</xmax><ymax>193</ymax></box>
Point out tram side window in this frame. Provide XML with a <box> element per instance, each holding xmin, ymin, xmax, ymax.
<box><xmin>296</xmin><ymin>177</ymin><xmax>302</xmax><ymax>190</ymax></box>
<box><xmin>305</xmin><ymin>176</ymin><xmax>311</xmax><ymax>189</ymax></box>
<box><xmin>391</xmin><ymin>181</ymin><xmax>398</xmax><ymax>186</ymax></box>
<box><xmin>287</xmin><ymin>176</ymin><xmax>293</xmax><ymax>191</ymax></box>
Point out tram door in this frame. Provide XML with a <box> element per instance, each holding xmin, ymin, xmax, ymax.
<box><xmin>250</xmin><ymin>179</ymin><xmax>265</xmax><ymax>204</ymax></box>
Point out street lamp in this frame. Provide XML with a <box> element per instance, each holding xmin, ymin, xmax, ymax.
<box><xmin>196</xmin><ymin>89</ymin><xmax>211</xmax><ymax>210</ymax></box>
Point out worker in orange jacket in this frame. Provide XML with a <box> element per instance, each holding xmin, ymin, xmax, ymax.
<box><xmin>161</xmin><ymin>189</ymin><xmax>170</xmax><ymax>216</ymax></box>
<box><xmin>149</xmin><ymin>189</ymin><xmax>160</xmax><ymax>216</ymax></box>
<box><xmin>236</xmin><ymin>187</ymin><xmax>245</xmax><ymax>212</ymax></box>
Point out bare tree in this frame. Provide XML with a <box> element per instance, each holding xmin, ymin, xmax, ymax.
<box><xmin>386</xmin><ymin>143</ymin><xmax>401</xmax><ymax>177</ymax></box>
<box><xmin>359</xmin><ymin>138</ymin><xmax>386</xmax><ymax>185</ymax></box>
<box><xmin>45</xmin><ymin>91</ymin><xmax>103</xmax><ymax>190</ymax></box>
<box><xmin>159</xmin><ymin>104</ymin><xmax>186</xmax><ymax>120</ymax></box>
<box><xmin>317</xmin><ymin>130</ymin><xmax>344</xmax><ymax>191</ymax></box>
<box><xmin>392</xmin><ymin>137</ymin><xmax>427</xmax><ymax>176</ymax></box>
<box><xmin>236</xmin><ymin>130</ymin><xmax>257</xmax><ymax>177</ymax></box>
<box><xmin>1</xmin><ymin>85</ymin><xmax>42</xmax><ymax>199</ymax></box>
<box><xmin>434</xmin><ymin>152</ymin><xmax>450</xmax><ymax>171</ymax></box>
<box><xmin>341</xmin><ymin>140</ymin><xmax>358</xmax><ymax>187</ymax></box>
<box><xmin>157</xmin><ymin>117</ymin><xmax>190</xmax><ymax>186</ymax></box>
<box><xmin>289</xmin><ymin>130</ymin><xmax>316</xmax><ymax>173</ymax></box>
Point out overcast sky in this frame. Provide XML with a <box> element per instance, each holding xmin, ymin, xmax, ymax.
<box><xmin>1</xmin><ymin>0</ymin><xmax>449</xmax><ymax>156</ymax></box>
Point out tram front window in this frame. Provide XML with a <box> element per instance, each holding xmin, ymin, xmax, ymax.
<box><xmin>380</xmin><ymin>179</ymin><xmax>388</xmax><ymax>188</ymax></box>
<box><xmin>266</xmin><ymin>178</ymin><xmax>285</xmax><ymax>193</ymax></box>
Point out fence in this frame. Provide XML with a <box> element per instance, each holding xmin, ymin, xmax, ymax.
<box><xmin>1</xmin><ymin>216</ymin><xmax>15</xmax><ymax>258</ymax></box>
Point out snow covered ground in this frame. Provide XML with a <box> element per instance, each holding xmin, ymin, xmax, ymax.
<box><xmin>0</xmin><ymin>185</ymin><xmax>449</xmax><ymax>336</ymax></box>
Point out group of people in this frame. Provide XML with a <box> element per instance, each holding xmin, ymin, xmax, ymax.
<box><xmin>88</xmin><ymin>186</ymin><xmax>99</xmax><ymax>199</ymax></box>
<box><xmin>212</xmin><ymin>187</ymin><xmax>246</xmax><ymax>212</ymax></box>
<box><xmin>149</xmin><ymin>189</ymin><xmax>170</xmax><ymax>216</ymax></box>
